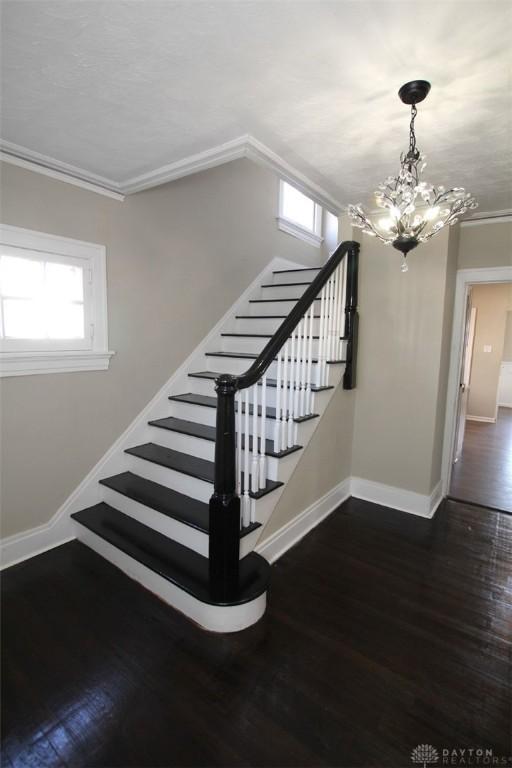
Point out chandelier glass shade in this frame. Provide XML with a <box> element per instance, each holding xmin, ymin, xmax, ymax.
<box><xmin>347</xmin><ymin>81</ymin><xmax>477</xmax><ymax>271</ymax></box>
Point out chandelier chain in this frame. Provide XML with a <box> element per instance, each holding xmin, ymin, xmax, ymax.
<box><xmin>409</xmin><ymin>104</ymin><xmax>417</xmax><ymax>156</ymax></box>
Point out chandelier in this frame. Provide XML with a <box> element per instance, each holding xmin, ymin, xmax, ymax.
<box><xmin>347</xmin><ymin>80</ymin><xmax>477</xmax><ymax>272</ymax></box>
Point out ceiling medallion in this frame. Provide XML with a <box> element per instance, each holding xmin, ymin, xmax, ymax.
<box><xmin>347</xmin><ymin>80</ymin><xmax>477</xmax><ymax>272</ymax></box>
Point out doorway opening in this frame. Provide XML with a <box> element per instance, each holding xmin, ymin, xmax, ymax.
<box><xmin>442</xmin><ymin>267</ymin><xmax>512</xmax><ymax>514</ymax></box>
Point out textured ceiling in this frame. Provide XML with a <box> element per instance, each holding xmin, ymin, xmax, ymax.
<box><xmin>1</xmin><ymin>0</ymin><xmax>511</xmax><ymax>212</ymax></box>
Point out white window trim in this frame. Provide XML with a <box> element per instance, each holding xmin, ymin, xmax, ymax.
<box><xmin>277</xmin><ymin>179</ymin><xmax>324</xmax><ymax>248</ymax></box>
<box><xmin>0</xmin><ymin>224</ymin><xmax>114</xmax><ymax>377</ymax></box>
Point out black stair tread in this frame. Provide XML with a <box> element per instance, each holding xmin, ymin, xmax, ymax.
<box><xmin>249</xmin><ymin>297</ymin><xmax>321</xmax><ymax>303</ymax></box>
<box><xmin>188</xmin><ymin>370</ymin><xmax>333</xmax><ymax>393</ymax></box>
<box><xmin>125</xmin><ymin>443</ymin><xmax>283</xmax><ymax>499</ymax></box>
<box><xmin>205</xmin><ymin>351</ymin><xmax>345</xmax><ymax>365</ymax></box>
<box><xmin>273</xmin><ymin>267</ymin><xmax>321</xmax><ymax>274</ymax></box>
<box><xmin>99</xmin><ymin>471</ymin><xmax>260</xmax><ymax>537</ymax></box>
<box><xmin>221</xmin><ymin>332</ymin><xmax>346</xmax><ymax>340</ymax></box>
<box><xmin>72</xmin><ymin>503</ymin><xmax>270</xmax><ymax>607</ymax></box>
<box><xmin>169</xmin><ymin>392</ymin><xmax>217</xmax><ymax>409</ymax></box>
<box><xmin>260</xmin><ymin>282</ymin><xmax>312</xmax><ymax>287</ymax></box>
<box><xmin>149</xmin><ymin>414</ymin><xmax>302</xmax><ymax>458</ymax></box>
<box><xmin>169</xmin><ymin>392</ymin><xmax>319</xmax><ymax>423</ymax></box>
<box><xmin>149</xmin><ymin>416</ymin><xmax>216</xmax><ymax>441</ymax></box>
<box><xmin>235</xmin><ymin>314</ymin><xmax>321</xmax><ymax>319</ymax></box>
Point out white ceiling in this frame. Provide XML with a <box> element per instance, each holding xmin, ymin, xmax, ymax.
<box><xmin>1</xmin><ymin>0</ymin><xmax>511</xmax><ymax>212</ymax></box>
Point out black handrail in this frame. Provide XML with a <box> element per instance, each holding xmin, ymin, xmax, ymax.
<box><xmin>208</xmin><ymin>240</ymin><xmax>360</xmax><ymax>602</ymax></box>
<box><xmin>234</xmin><ymin>240</ymin><xmax>359</xmax><ymax>390</ymax></box>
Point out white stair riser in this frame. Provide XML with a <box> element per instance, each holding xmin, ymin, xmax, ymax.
<box><xmin>248</xmin><ymin>298</ymin><xmax>321</xmax><ymax>316</ymax></box>
<box><xmin>185</xmin><ymin>376</ymin><xmax>224</xmax><ymax>398</ymax></box>
<box><xmin>239</xmin><ymin>528</ymin><xmax>262</xmax><ymax>558</ymax></box>
<box><xmin>101</xmin><ymin>486</ymin><xmax>209</xmax><ymax>556</ymax></box>
<box><xmin>234</xmin><ymin>316</ymin><xmax>323</xmax><ymax>335</ymax></box>
<box><xmin>185</xmin><ymin>375</ymin><xmax>325</xmax><ymax>410</ymax></box>
<box><xmin>73</xmin><ymin>523</ymin><xmax>267</xmax><ymax>632</ymax></box>
<box><xmin>101</xmin><ymin>485</ymin><xmax>260</xmax><ymax>560</ymax></box>
<box><xmin>125</xmin><ymin>454</ymin><xmax>212</xmax><ymax>503</ymax></box>
<box><xmin>271</xmin><ymin>269</ymin><xmax>319</xmax><ymax>285</ymax></box>
<box><xmin>167</xmin><ymin>399</ymin><xmax>312</xmax><ymax>442</ymax></box>
<box><xmin>124</xmin><ymin>454</ymin><xmax>282</xmax><ymax>515</ymax></box>
<box><xmin>221</xmin><ymin>335</ymin><xmax>345</xmax><ymax>357</ymax></box>
<box><xmin>146</xmin><ymin>426</ymin><xmax>281</xmax><ymax>480</ymax></box>
<box><xmin>168</xmin><ymin>400</ymin><xmax>217</xmax><ymax>427</ymax></box>
<box><xmin>260</xmin><ymin>283</ymin><xmax>311</xmax><ymax>300</ymax></box>
<box><xmin>148</xmin><ymin>425</ymin><xmax>215</xmax><ymax>461</ymax></box>
<box><xmin>204</xmin><ymin>354</ymin><xmax>340</xmax><ymax>382</ymax></box>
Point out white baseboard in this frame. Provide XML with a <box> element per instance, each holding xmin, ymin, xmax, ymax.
<box><xmin>466</xmin><ymin>415</ymin><xmax>496</xmax><ymax>423</ymax></box>
<box><xmin>256</xmin><ymin>478</ymin><xmax>351</xmax><ymax>564</ymax></box>
<box><xmin>2</xmin><ymin>472</ymin><xmax>446</xmax><ymax>570</ymax></box>
<box><xmin>0</xmin><ymin>517</ymin><xmax>75</xmax><ymax>570</ymax></box>
<box><xmin>350</xmin><ymin>477</ymin><xmax>443</xmax><ymax>519</ymax></box>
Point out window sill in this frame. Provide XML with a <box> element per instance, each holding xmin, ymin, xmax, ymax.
<box><xmin>0</xmin><ymin>350</ymin><xmax>115</xmax><ymax>377</ymax></box>
<box><xmin>276</xmin><ymin>217</ymin><xmax>323</xmax><ymax>248</ymax></box>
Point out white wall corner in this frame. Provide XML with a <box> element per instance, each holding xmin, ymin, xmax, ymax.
<box><xmin>350</xmin><ymin>476</ymin><xmax>443</xmax><ymax>519</ymax></box>
<box><xmin>256</xmin><ymin>478</ymin><xmax>351</xmax><ymax>564</ymax></box>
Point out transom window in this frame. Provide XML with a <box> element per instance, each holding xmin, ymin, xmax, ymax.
<box><xmin>0</xmin><ymin>224</ymin><xmax>112</xmax><ymax>376</ymax></box>
<box><xmin>277</xmin><ymin>180</ymin><xmax>323</xmax><ymax>247</ymax></box>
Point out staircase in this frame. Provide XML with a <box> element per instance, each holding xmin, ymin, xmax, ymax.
<box><xmin>71</xmin><ymin>241</ymin><xmax>359</xmax><ymax>632</ymax></box>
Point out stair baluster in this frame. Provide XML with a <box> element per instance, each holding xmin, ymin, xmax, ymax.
<box><xmin>305</xmin><ymin>304</ymin><xmax>314</xmax><ymax>417</ymax></box>
<box><xmin>273</xmin><ymin>350</ymin><xmax>282</xmax><ymax>453</ymax></box>
<box><xmin>281</xmin><ymin>340</ymin><xmax>289</xmax><ymax>451</ymax></box>
<box><xmin>251</xmin><ymin>383</ymin><xmax>259</xmax><ymax>494</ymax></box>
<box><xmin>242</xmin><ymin>388</ymin><xmax>251</xmax><ymax>526</ymax></box>
<box><xmin>259</xmin><ymin>374</ymin><xmax>267</xmax><ymax>488</ymax></box>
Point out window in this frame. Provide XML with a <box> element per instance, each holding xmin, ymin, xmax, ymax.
<box><xmin>0</xmin><ymin>224</ymin><xmax>113</xmax><ymax>376</ymax></box>
<box><xmin>277</xmin><ymin>180</ymin><xmax>323</xmax><ymax>247</ymax></box>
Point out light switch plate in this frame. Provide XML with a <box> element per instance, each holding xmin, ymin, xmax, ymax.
<box><xmin>483</xmin><ymin>345</ymin><xmax>492</xmax><ymax>353</ymax></box>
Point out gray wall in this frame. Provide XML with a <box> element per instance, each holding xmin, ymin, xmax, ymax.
<box><xmin>1</xmin><ymin>158</ymin><xmax>334</xmax><ymax>538</ymax></box>
<box><xmin>458</xmin><ymin>220</ymin><xmax>512</xmax><ymax>269</ymax></box>
<box><xmin>351</xmin><ymin>226</ymin><xmax>457</xmax><ymax>496</ymax></box>
<box><xmin>261</xmin><ymin>385</ymin><xmax>355</xmax><ymax>541</ymax></box>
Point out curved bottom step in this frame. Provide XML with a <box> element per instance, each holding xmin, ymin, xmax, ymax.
<box><xmin>72</xmin><ymin>503</ymin><xmax>269</xmax><ymax>633</ymax></box>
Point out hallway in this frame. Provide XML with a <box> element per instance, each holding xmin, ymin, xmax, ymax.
<box><xmin>450</xmin><ymin>407</ymin><xmax>512</xmax><ymax>513</ymax></box>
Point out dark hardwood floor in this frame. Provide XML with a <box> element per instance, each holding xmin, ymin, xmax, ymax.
<box><xmin>2</xmin><ymin>497</ymin><xmax>511</xmax><ymax>768</ymax></box>
<box><xmin>450</xmin><ymin>407</ymin><xmax>512</xmax><ymax>513</ymax></box>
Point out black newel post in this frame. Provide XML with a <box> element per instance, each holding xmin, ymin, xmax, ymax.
<box><xmin>343</xmin><ymin>245</ymin><xmax>360</xmax><ymax>390</ymax></box>
<box><xmin>209</xmin><ymin>374</ymin><xmax>240</xmax><ymax>602</ymax></box>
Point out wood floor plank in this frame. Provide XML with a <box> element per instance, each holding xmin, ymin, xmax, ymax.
<box><xmin>2</xmin><ymin>497</ymin><xmax>511</xmax><ymax>767</ymax></box>
<box><xmin>450</xmin><ymin>407</ymin><xmax>512</xmax><ymax>512</ymax></box>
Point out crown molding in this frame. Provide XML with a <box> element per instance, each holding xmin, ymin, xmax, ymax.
<box><xmin>460</xmin><ymin>209</ymin><xmax>512</xmax><ymax>227</ymax></box>
<box><xmin>120</xmin><ymin>135</ymin><xmax>248</xmax><ymax>194</ymax></box>
<box><xmin>0</xmin><ymin>135</ymin><xmax>341</xmax><ymax>212</ymax></box>
<box><xmin>0</xmin><ymin>141</ymin><xmax>125</xmax><ymax>201</ymax></box>
<box><xmin>120</xmin><ymin>134</ymin><xmax>342</xmax><ymax>212</ymax></box>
